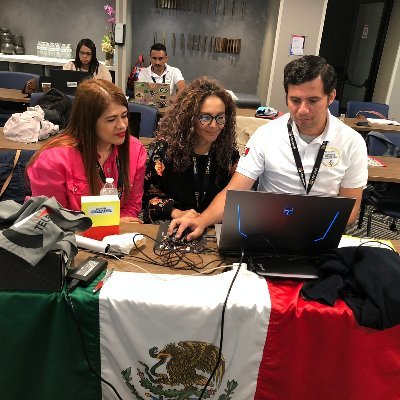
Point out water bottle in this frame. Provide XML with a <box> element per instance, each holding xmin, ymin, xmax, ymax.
<box><xmin>100</xmin><ymin>177</ymin><xmax>119</xmax><ymax>196</ymax></box>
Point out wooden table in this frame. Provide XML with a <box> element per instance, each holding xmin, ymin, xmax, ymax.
<box><xmin>0</xmin><ymin>88</ymin><xmax>30</xmax><ymax>103</ymax></box>
<box><xmin>0</xmin><ymin>127</ymin><xmax>155</xmax><ymax>151</ymax></box>
<box><xmin>75</xmin><ymin>223</ymin><xmax>224</xmax><ymax>273</ymax></box>
<box><xmin>0</xmin><ymin>127</ymin><xmax>54</xmax><ymax>151</ymax></box>
<box><xmin>344</xmin><ymin>117</ymin><xmax>400</xmax><ymax>133</ymax></box>
<box><xmin>75</xmin><ymin>223</ymin><xmax>400</xmax><ymax>270</ymax></box>
<box><xmin>368</xmin><ymin>156</ymin><xmax>400</xmax><ymax>184</ymax></box>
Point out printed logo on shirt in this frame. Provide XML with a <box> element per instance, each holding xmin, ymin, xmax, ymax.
<box><xmin>322</xmin><ymin>147</ymin><xmax>340</xmax><ymax>167</ymax></box>
<box><xmin>242</xmin><ymin>147</ymin><xmax>250</xmax><ymax>157</ymax></box>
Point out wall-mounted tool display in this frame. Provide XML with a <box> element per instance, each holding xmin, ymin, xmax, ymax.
<box><xmin>203</xmin><ymin>36</ymin><xmax>207</xmax><ymax>51</ymax></box>
<box><xmin>156</xmin><ymin>0</ymin><xmax>245</xmax><ymax>18</ymax></box>
<box><xmin>172</xmin><ymin>33</ymin><xmax>176</xmax><ymax>55</ymax></box>
<box><xmin>213</xmin><ymin>36</ymin><xmax>241</xmax><ymax>53</ymax></box>
<box><xmin>151</xmin><ymin>30</ymin><xmax>241</xmax><ymax>55</ymax></box>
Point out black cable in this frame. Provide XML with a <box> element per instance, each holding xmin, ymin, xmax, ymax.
<box><xmin>64</xmin><ymin>287</ymin><xmax>123</xmax><ymax>400</ymax></box>
<box><xmin>130</xmin><ymin>232</ymin><xmax>220</xmax><ymax>273</ymax></box>
<box><xmin>358</xmin><ymin>240</ymin><xmax>398</xmax><ymax>253</ymax></box>
<box><xmin>67</xmin><ymin>278</ymin><xmax>80</xmax><ymax>292</ymax></box>
<box><xmin>198</xmin><ymin>243</ymin><xmax>246</xmax><ymax>399</ymax></box>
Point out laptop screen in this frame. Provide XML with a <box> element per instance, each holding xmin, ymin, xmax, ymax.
<box><xmin>133</xmin><ymin>82</ymin><xmax>171</xmax><ymax>108</ymax></box>
<box><xmin>50</xmin><ymin>70</ymin><xmax>92</xmax><ymax>95</ymax></box>
<box><xmin>217</xmin><ymin>190</ymin><xmax>355</xmax><ymax>256</ymax></box>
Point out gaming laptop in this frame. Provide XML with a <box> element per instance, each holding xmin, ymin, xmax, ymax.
<box><xmin>216</xmin><ymin>190</ymin><xmax>355</xmax><ymax>278</ymax></box>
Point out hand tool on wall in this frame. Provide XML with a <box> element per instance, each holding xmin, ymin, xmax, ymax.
<box><xmin>154</xmin><ymin>32</ymin><xmax>157</xmax><ymax>44</ymax></box>
<box><xmin>187</xmin><ymin>34</ymin><xmax>192</xmax><ymax>49</ymax></box>
<box><xmin>215</xmin><ymin>0</ymin><xmax>219</xmax><ymax>14</ymax></box>
<box><xmin>207</xmin><ymin>0</ymin><xmax>211</xmax><ymax>13</ymax></box>
<box><xmin>223</xmin><ymin>0</ymin><xmax>227</xmax><ymax>15</ymax></box>
<box><xmin>242</xmin><ymin>1</ymin><xmax>246</xmax><ymax>20</ymax></box>
<box><xmin>209</xmin><ymin>36</ymin><xmax>213</xmax><ymax>51</ymax></box>
<box><xmin>200</xmin><ymin>0</ymin><xmax>203</xmax><ymax>13</ymax></box>
<box><xmin>162</xmin><ymin>32</ymin><xmax>166</xmax><ymax>46</ymax></box>
<box><xmin>197</xmin><ymin>35</ymin><xmax>201</xmax><ymax>51</ymax></box>
<box><xmin>203</xmin><ymin>36</ymin><xmax>207</xmax><ymax>51</ymax></box>
<box><xmin>192</xmin><ymin>34</ymin><xmax>196</xmax><ymax>50</ymax></box>
<box><xmin>232</xmin><ymin>0</ymin><xmax>235</xmax><ymax>16</ymax></box>
<box><xmin>180</xmin><ymin>33</ymin><xmax>185</xmax><ymax>50</ymax></box>
<box><xmin>172</xmin><ymin>33</ymin><xmax>176</xmax><ymax>55</ymax></box>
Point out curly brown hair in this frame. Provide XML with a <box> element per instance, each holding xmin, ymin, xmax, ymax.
<box><xmin>155</xmin><ymin>76</ymin><xmax>237</xmax><ymax>178</ymax></box>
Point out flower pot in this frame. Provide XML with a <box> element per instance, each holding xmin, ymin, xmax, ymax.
<box><xmin>104</xmin><ymin>52</ymin><xmax>114</xmax><ymax>66</ymax></box>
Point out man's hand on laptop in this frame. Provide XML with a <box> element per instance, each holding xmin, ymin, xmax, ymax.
<box><xmin>168</xmin><ymin>216</ymin><xmax>207</xmax><ymax>241</ymax></box>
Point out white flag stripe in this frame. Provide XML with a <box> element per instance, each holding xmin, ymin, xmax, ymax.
<box><xmin>100</xmin><ymin>270</ymin><xmax>271</xmax><ymax>399</ymax></box>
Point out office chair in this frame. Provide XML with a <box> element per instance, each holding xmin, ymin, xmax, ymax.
<box><xmin>357</xmin><ymin>131</ymin><xmax>400</xmax><ymax>236</ymax></box>
<box><xmin>127</xmin><ymin>102</ymin><xmax>158</xmax><ymax>138</ymax></box>
<box><xmin>346</xmin><ymin>101</ymin><xmax>389</xmax><ymax>119</ymax></box>
<box><xmin>29</xmin><ymin>92</ymin><xmax>75</xmax><ymax>107</ymax></box>
<box><xmin>328</xmin><ymin>99</ymin><xmax>340</xmax><ymax>117</ymax></box>
<box><xmin>0</xmin><ymin>71</ymin><xmax>40</xmax><ymax>126</ymax></box>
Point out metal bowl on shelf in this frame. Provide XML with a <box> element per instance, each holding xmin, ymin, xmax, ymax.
<box><xmin>0</xmin><ymin>32</ymin><xmax>11</xmax><ymax>42</ymax></box>
<box><xmin>14</xmin><ymin>45</ymin><xmax>24</xmax><ymax>55</ymax></box>
<box><xmin>1</xmin><ymin>41</ymin><xmax>14</xmax><ymax>54</ymax></box>
<box><xmin>12</xmin><ymin>35</ymin><xmax>23</xmax><ymax>46</ymax></box>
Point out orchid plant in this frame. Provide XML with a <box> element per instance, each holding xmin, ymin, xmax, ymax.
<box><xmin>101</xmin><ymin>4</ymin><xmax>116</xmax><ymax>55</ymax></box>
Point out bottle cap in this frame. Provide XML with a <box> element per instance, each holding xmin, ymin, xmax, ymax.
<box><xmin>105</xmin><ymin>177</ymin><xmax>114</xmax><ymax>184</ymax></box>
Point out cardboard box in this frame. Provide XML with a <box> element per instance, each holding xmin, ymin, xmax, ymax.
<box><xmin>81</xmin><ymin>195</ymin><xmax>120</xmax><ymax>240</ymax></box>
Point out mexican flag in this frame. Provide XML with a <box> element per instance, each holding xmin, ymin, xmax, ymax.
<box><xmin>2</xmin><ymin>271</ymin><xmax>399</xmax><ymax>399</ymax></box>
<box><xmin>0</xmin><ymin>269</ymin><xmax>271</xmax><ymax>400</ymax></box>
<box><xmin>99</xmin><ymin>269</ymin><xmax>271</xmax><ymax>399</ymax></box>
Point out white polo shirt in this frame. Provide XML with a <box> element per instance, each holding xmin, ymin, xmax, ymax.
<box><xmin>236</xmin><ymin>112</ymin><xmax>368</xmax><ymax>196</ymax></box>
<box><xmin>137</xmin><ymin>64</ymin><xmax>184</xmax><ymax>95</ymax></box>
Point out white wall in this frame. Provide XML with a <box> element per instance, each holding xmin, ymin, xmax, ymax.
<box><xmin>265</xmin><ymin>0</ymin><xmax>328</xmax><ymax>112</ymax></box>
<box><xmin>374</xmin><ymin>0</ymin><xmax>400</xmax><ymax>119</ymax></box>
<box><xmin>257</xmin><ymin>0</ymin><xmax>280</xmax><ymax>105</ymax></box>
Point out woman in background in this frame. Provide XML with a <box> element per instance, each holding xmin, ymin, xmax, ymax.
<box><xmin>143</xmin><ymin>76</ymin><xmax>239</xmax><ymax>223</ymax></box>
<box><xmin>63</xmin><ymin>38</ymin><xmax>112</xmax><ymax>82</ymax></box>
<box><xmin>27</xmin><ymin>79</ymin><xmax>146</xmax><ymax>222</ymax></box>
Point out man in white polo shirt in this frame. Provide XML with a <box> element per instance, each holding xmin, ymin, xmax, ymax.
<box><xmin>170</xmin><ymin>55</ymin><xmax>368</xmax><ymax>240</ymax></box>
<box><xmin>138</xmin><ymin>43</ymin><xmax>185</xmax><ymax>97</ymax></box>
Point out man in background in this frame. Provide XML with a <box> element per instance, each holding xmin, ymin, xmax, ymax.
<box><xmin>170</xmin><ymin>55</ymin><xmax>368</xmax><ymax>240</ymax></box>
<box><xmin>138</xmin><ymin>43</ymin><xmax>185</xmax><ymax>97</ymax></box>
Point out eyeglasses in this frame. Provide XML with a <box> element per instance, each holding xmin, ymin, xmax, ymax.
<box><xmin>197</xmin><ymin>113</ymin><xmax>226</xmax><ymax>126</ymax></box>
<box><xmin>79</xmin><ymin>51</ymin><xmax>92</xmax><ymax>57</ymax></box>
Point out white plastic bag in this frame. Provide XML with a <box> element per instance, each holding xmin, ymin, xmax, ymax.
<box><xmin>3</xmin><ymin>105</ymin><xmax>59</xmax><ymax>143</ymax></box>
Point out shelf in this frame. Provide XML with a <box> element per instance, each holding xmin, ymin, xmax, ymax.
<box><xmin>0</xmin><ymin>54</ymin><xmax>115</xmax><ymax>71</ymax></box>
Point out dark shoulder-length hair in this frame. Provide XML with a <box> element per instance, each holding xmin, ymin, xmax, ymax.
<box><xmin>156</xmin><ymin>76</ymin><xmax>237</xmax><ymax>176</ymax></box>
<box><xmin>28</xmin><ymin>79</ymin><xmax>131</xmax><ymax>202</ymax></box>
<box><xmin>74</xmin><ymin>38</ymin><xmax>99</xmax><ymax>75</ymax></box>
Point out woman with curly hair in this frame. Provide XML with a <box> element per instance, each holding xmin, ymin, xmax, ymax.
<box><xmin>143</xmin><ymin>76</ymin><xmax>239</xmax><ymax>223</ymax></box>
